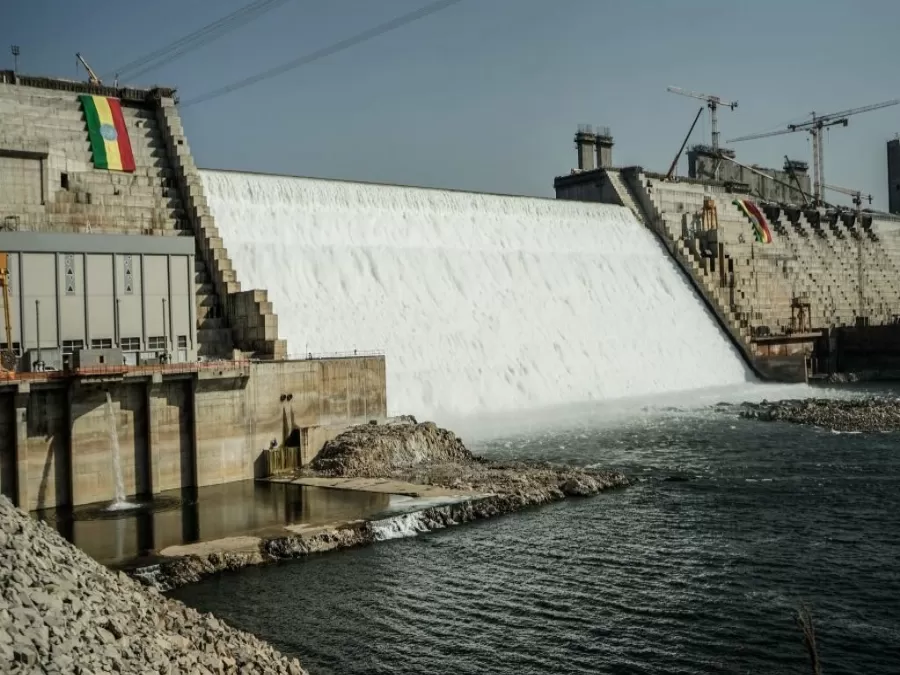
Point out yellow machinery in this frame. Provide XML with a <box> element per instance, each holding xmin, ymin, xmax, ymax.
<box><xmin>0</xmin><ymin>253</ymin><xmax>14</xmax><ymax>376</ymax></box>
<box><xmin>76</xmin><ymin>53</ymin><xmax>102</xmax><ymax>85</ymax></box>
<box><xmin>701</xmin><ymin>197</ymin><xmax>719</xmax><ymax>231</ymax></box>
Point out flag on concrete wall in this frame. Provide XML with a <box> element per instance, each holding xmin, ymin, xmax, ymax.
<box><xmin>733</xmin><ymin>199</ymin><xmax>773</xmax><ymax>244</ymax></box>
<box><xmin>79</xmin><ymin>95</ymin><xmax>136</xmax><ymax>172</ymax></box>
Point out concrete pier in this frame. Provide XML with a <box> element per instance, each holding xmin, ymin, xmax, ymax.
<box><xmin>0</xmin><ymin>356</ymin><xmax>387</xmax><ymax>511</ymax></box>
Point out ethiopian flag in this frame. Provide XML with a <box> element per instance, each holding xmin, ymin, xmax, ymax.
<box><xmin>79</xmin><ymin>95</ymin><xmax>136</xmax><ymax>172</ymax></box>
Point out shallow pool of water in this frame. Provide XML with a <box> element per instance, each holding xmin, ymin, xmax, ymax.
<box><xmin>34</xmin><ymin>480</ymin><xmax>393</xmax><ymax>567</ymax></box>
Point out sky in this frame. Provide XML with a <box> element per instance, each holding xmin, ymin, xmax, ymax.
<box><xmin>5</xmin><ymin>0</ymin><xmax>900</xmax><ymax>208</ymax></box>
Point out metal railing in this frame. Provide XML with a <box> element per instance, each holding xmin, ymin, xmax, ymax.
<box><xmin>259</xmin><ymin>349</ymin><xmax>385</xmax><ymax>363</ymax></box>
<box><xmin>0</xmin><ymin>359</ymin><xmax>252</xmax><ymax>382</ymax></box>
<box><xmin>0</xmin><ymin>350</ymin><xmax>387</xmax><ymax>382</ymax></box>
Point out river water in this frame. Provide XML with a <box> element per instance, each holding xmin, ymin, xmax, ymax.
<box><xmin>172</xmin><ymin>395</ymin><xmax>900</xmax><ymax>674</ymax></box>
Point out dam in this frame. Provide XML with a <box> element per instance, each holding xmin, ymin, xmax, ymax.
<box><xmin>201</xmin><ymin>170</ymin><xmax>751</xmax><ymax>420</ymax></box>
<box><xmin>2</xmin><ymin>71</ymin><xmax>898</xmax><ymax>513</ymax></box>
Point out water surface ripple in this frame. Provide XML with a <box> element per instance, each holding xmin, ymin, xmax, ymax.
<box><xmin>172</xmin><ymin>406</ymin><xmax>900</xmax><ymax>674</ymax></box>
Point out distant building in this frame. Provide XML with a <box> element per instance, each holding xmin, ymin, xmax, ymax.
<box><xmin>889</xmin><ymin>137</ymin><xmax>900</xmax><ymax>215</ymax></box>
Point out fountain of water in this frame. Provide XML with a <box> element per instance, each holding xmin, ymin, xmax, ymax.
<box><xmin>104</xmin><ymin>391</ymin><xmax>137</xmax><ymax>511</ymax></box>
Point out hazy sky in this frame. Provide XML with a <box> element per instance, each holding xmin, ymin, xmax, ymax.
<box><xmin>5</xmin><ymin>0</ymin><xmax>900</xmax><ymax>207</ymax></box>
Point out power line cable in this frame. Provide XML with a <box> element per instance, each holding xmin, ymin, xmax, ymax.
<box><xmin>106</xmin><ymin>0</ymin><xmax>291</xmax><ymax>80</ymax></box>
<box><xmin>109</xmin><ymin>0</ymin><xmax>284</xmax><ymax>78</ymax></box>
<box><xmin>125</xmin><ymin>0</ymin><xmax>293</xmax><ymax>81</ymax></box>
<box><xmin>181</xmin><ymin>0</ymin><xmax>465</xmax><ymax>108</ymax></box>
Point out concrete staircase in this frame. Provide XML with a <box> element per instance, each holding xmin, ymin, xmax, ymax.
<box><xmin>193</xmin><ymin>259</ymin><xmax>232</xmax><ymax>358</ymax></box>
<box><xmin>155</xmin><ymin>97</ymin><xmax>286</xmax><ymax>360</ymax></box>
<box><xmin>634</xmin><ymin>173</ymin><xmax>900</xmax><ymax>343</ymax></box>
<box><xmin>605</xmin><ymin>170</ymin><xmax>648</xmax><ymax>226</ymax></box>
<box><xmin>617</xmin><ymin>171</ymin><xmax>757</xmax><ymax>352</ymax></box>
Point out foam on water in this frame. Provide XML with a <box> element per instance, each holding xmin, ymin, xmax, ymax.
<box><xmin>370</xmin><ymin>511</ymin><xmax>434</xmax><ymax>541</ymax></box>
<box><xmin>203</xmin><ymin>171</ymin><xmax>752</xmax><ymax>421</ymax></box>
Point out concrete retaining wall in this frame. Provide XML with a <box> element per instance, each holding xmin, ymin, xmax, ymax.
<box><xmin>0</xmin><ymin>356</ymin><xmax>387</xmax><ymax>511</ymax></box>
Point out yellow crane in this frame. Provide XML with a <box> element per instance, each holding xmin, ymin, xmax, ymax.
<box><xmin>0</xmin><ymin>253</ymin><xmax>14</xmax><ymax>376</ymax></box>
<box><xmin>76</xmin><ymin>52</ymin><xmax>102</xmax><ymax>85</ymax></box>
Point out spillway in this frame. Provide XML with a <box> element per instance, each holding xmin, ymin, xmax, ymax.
<box><xmin>201</xmin><ymin>170</ymin><xmax>751</xmax><ymax>421</ymax></box>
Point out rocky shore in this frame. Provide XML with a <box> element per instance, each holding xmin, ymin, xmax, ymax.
<box><xmin>146</xmin><ymin>419</ymin><xmax>627</xmax><ymax>590</ymax></box>
<box><xmin>739</xmin><ymin>397</ymin><xmax>900</xmax><ymax>432</ymax></box>
<box><xmin>0</xmin><ymin>496</ymin><xmax>306</xmax><ymax>674</ymax></box>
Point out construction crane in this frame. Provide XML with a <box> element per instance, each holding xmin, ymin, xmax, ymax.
<box><xmin>667</xmin><ymin>86</ymin><xmax>738</xmax><ymax>180</ymax></box>
<box><xmin>76</xmin><ymin>52</ymin><xmax>102</xmax><ymax>85</ymax></box>
<box><xmin>665</xmin><ymin>107</ymin><xmax>704</xmax><ymax>181</ymax></box>
<box><xmin>0</xmin><ymin>253</ymin><xmax>14</xmax><ymax>376</ymax></box>
<box><xmin>824</xmin><ymin>183</ymin><xmax>872</xmax><ymax>209</ymax></box>
<box><xmin>727</xmin><ymin>98</ymin><xmax>900</xmax><ymax>205</ymax></box>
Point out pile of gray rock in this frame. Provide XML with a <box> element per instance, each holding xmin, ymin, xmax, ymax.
<box><xmin>0</xmin><ymin>495</ymin><xmax>306</xmax><ymax>674</ymax></box>
<box><xmin>309</xmin><ymin>418</ymin><xmax>626</xmax><ymax>501</ymax></box>
<box><xmin>739</xmin><ymin>397</ymin><xmax>900</xmax><ymax>432</ymax></box>
<box><xmin>311</xmin><ymin>418</ymin><xmax>475</xmax><ymax>475</ymax></box>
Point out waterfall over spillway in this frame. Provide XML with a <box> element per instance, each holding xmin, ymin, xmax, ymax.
<box><xmin>201</xmin><ymin>170</ymin><xmax>751</xmax><ymax>420</ymax></box>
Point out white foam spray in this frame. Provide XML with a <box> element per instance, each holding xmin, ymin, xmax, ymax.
<box><xmin>105</xmin><ymin>392</ymin><xmax>135</xmax><ymax>511</ymax></box>
<box><xmin>370</xmin><ymin>512</ymin><xmax>435</xmax><ymax>542</ymax></box>
<box><xmin>202</xmin><ymin>171</ymin><xmax>752</xmax><ymax>422</ymax></box>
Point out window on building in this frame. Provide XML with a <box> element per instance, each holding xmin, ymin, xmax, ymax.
<box><xmin>148</xmin><ymin>336</ymin><xmax>166</xmax><ymax>350</ymax></box>
<box><xmin>61</xmin><ymin>339</ymin><xmax>84</xmax><ymax>355</ymax></box>
<box><xmin>60</xmin><ymin>172</ymin><xmax>69</xmax><ymax>190</ymax></box>
<box><xmin>0</xmin><ymin>342</ymin><xmax>22</xmax><ymax>356</ymax></box>
<box><xmin>91</xmin><ymin>338</ymin><xmax>113</xmax><ymax>350</ymax></box>
<box><xmin>177</xmin><ymin>335</ymin><xmax>188</xmax><ymax>349</ymax></box>
<box><xmin>120</xmin><ymin>337</ymin><xmax>140</xmax><ymax>351</ymax></box>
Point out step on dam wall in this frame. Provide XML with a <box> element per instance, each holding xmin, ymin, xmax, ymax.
<box><xmin>554</xmin><ymin>164</ymin><xmax>900</xmax><ymax>379</ymax></box>
<box><xmin>201</xmin><ymin>171</ymin><xmax>753</xmax><ymax>422</ymax></box>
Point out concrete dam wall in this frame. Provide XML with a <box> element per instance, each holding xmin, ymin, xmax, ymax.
<box><xmin>202</xmin><ymin>171</ymin><xmax>752</xmax><ymax>421</ymax></box>
<box><xmin>0</xmin><ymin>76</ymin><xmax>388</xmax><ymax>510</ymax></box>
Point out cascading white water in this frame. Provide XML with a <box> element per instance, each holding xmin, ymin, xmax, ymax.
<box><xmin>104</xmin><ymin>392</ymin><xmax>135</xmax><ymax>511</ymax></box>
<box><xmin>202</xmin><ymin>170</ymin><xmax>752</xmax><ymax>422</ymax></box>
<box><xmin>370</xmin><ymin>511</ymin><xmax>435</xmax><ymax>542</ymax></box>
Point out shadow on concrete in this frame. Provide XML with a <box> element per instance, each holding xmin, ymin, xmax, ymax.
<box><xmin>32</xmin><ymin>390</ymin><xmax>70</xmax><ymax>511</ymax></box>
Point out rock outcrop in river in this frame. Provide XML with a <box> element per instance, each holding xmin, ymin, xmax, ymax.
<box><xmin>0</xmin><ymin>496</ymin><xmax>306</xmax><ymax>674</ymax></box>
<box><xmin>149</xmin><ymin>419</ymin><xmax>627</xmax><ymax>590</ymax></box>
<box><xmin>311</xmin><ymin>419</ymin><xmax>475</xmax><ymax>475</ymax></box>
<box><xmin>310</xmin><ymin>418</ymin><xmax>624</xmax><ymax>498</ymax></box>
<box><xmin>739</xmin><ymin>397</ymin><xmax>900</xmax><ymax>432</ymax></box>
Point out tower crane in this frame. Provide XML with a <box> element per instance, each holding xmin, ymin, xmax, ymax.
<box><xmin>824</xmin><ymin>183</ymin><xmax>872</xmax><ymax>209</ymax></box>
<box><xmin>667</xmin><ymin>86</ymin><xmax>738</xmax><ymax>180</ymax></box>
<box><xmin>727</xmin><ymin>98</ymin><xmax>900</xmax><ymax>205</ymax></box>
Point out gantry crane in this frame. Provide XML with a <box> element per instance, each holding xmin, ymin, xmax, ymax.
<box><xmin>727</xmin><ymin>98</ymin><xmax>900</xmax><ymax>205</ymax></box>
<box><xmin>667</xmin><ymin>86</ymin><xmax>738</xmax><ymax>180</ymax></box>
<box><xmin>76</xmin><ymin>52</ymin><xmax>102</xmax><ymax>85</ymax></box>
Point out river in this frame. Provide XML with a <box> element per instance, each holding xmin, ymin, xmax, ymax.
<box><xmin>171</xmin><ymin>395</ymin><xmax>900</xmax><ymax>674</ymax></box>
